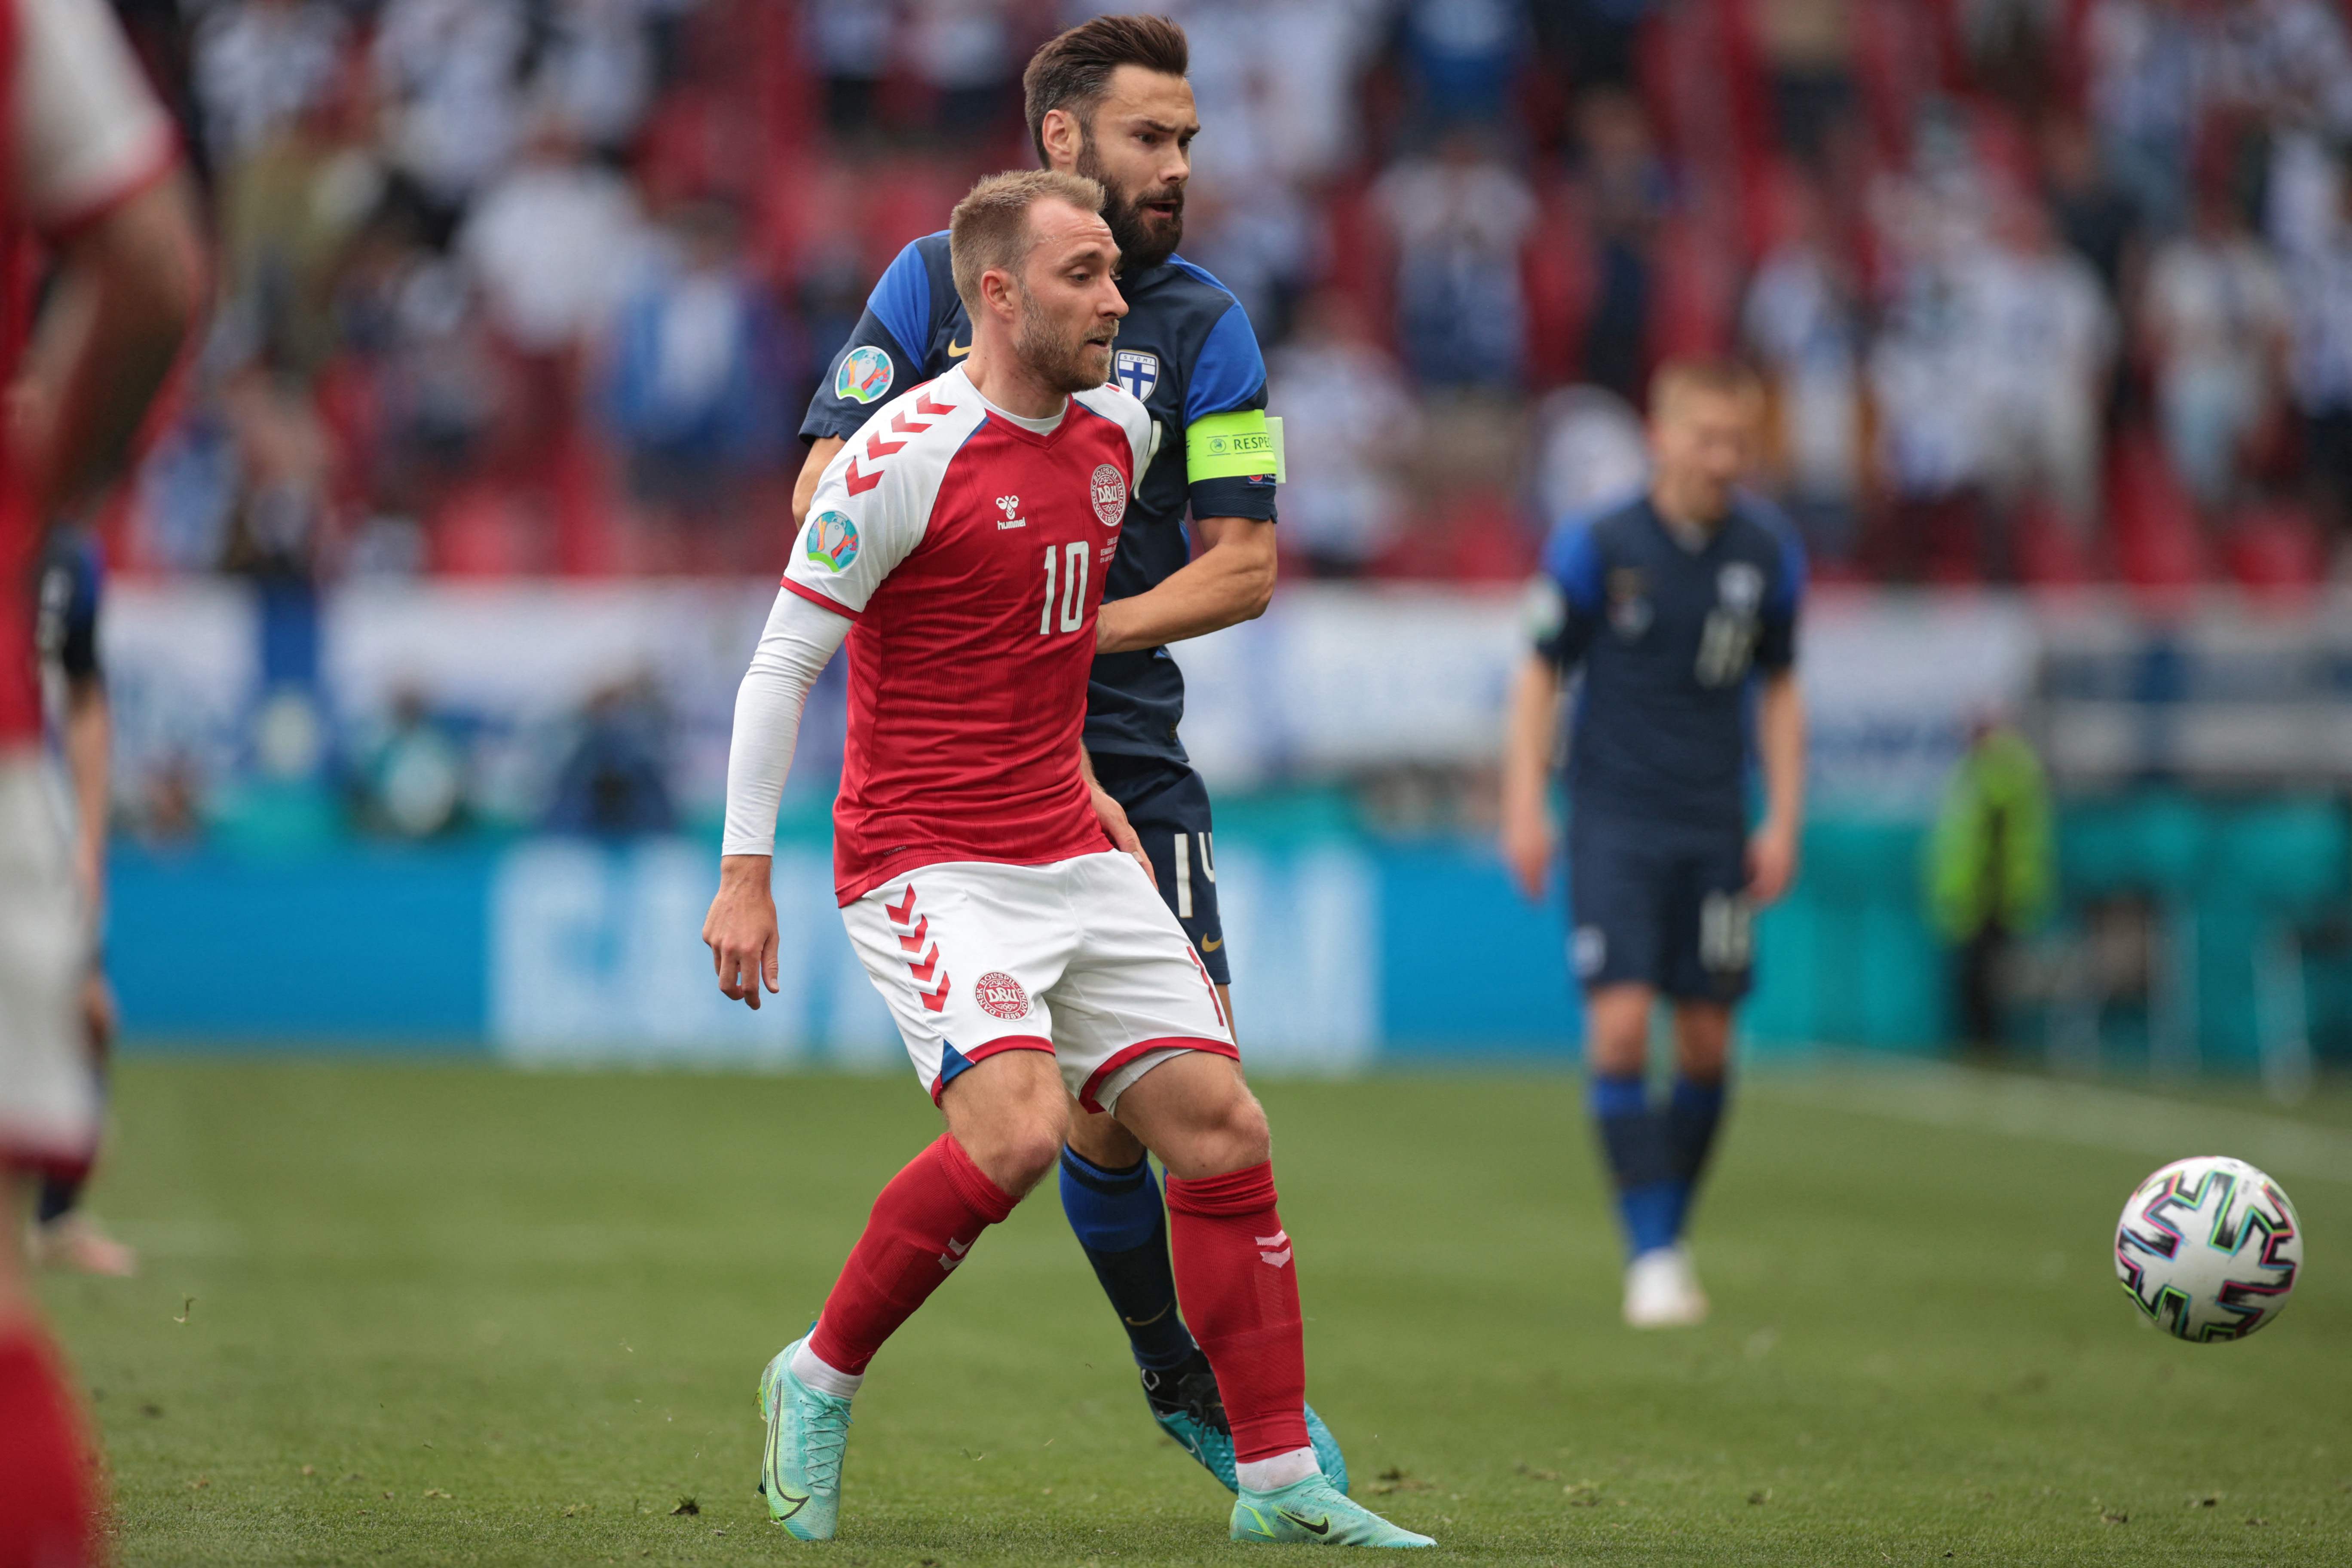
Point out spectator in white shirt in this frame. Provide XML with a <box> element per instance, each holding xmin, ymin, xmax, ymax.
<box><xmin>458</xmin><ymin>115</ymin><xmax>649</xmax><ymax>358</ymax></box>
<box><xmin>1743</xmin><ymin>180</ymin><xmax>1865</xmax><ymax>561</ymax></box>
<box><xmin>1965</xmin><ymin>196</ymin><xmax>2116</xmax><ymax>529</ymax></box>
<box><xmin>2142</xmin><ymin>186</ymin><xmax>2290</xmax><ymax>511</ymax></box>
<box><xmin>193</xmin><ymin>0</ymin><xmax>346</xmax><ymax>162</ymax></box>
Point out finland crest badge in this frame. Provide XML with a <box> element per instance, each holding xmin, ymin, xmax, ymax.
<box><xmin>1113</xmin><ymin>349</ymin><xmax>1159</xmax><ymax>402</ymax></box>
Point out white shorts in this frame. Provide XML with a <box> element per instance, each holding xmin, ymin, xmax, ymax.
<box><xmin>842</xmin><ymin>851</ymin><xmax>1236</xmax><ymax>1112</ymax></box>
<box><xmin>0</xmin><ymin>755</ymin><xmax>94</xmax><ymax>1179</ymax></box>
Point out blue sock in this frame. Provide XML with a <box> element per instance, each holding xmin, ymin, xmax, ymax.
<box><xmin>1589</xmin><ymin>1072</ymin><xmax>1678</xmax><ymax>1258</ymax></box>
<box><xmin>1057</xmin><ymin>1148</ymin><xmax>1199</xmax><ymax>1372</ymax></box>
<box><xmin>1661</xmin><ymin>1074</ymin><xmax>1728</xmax><ymax>1240</ymax></box>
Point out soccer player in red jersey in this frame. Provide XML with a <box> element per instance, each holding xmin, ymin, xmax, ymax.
<box><xmin>702</xmin><ymin>170</ymin><xmax>1430</xmax><ymax>1550</ymax></box>
<box><xmin>0</xmin><ymin>1</ymin><xmax>202</xmax><ymax>1562</ymax></box>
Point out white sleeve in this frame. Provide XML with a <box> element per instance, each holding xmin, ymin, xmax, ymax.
<box><xmin>783</xmin><ymin>414</ymin><xmax>931</xmax><ymax>619</ymax></box>
<box><xmin>1128</xmin><ymin>398</ymin><xmax>1153</xmax><ymax>493</ymax></box>
<box><xmin>720</xmin><ymin>587</ymin><xmax>853</xmax><ymax>858</ymax></box>
<box><xmin>12</xmin><ymin>0</ymin><xmax>175</xmax><ymax>231</ymax></box>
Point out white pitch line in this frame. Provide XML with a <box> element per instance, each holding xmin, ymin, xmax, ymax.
<box><xmin>1754</xmin><ymin>1057</ymin><xmax>2352</xmax><ymax>1186</ymax></box>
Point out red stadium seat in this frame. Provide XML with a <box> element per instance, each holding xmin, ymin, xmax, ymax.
<box><xmin>2013</xmin><ymin>498</ymin><xmax>2098</xmax><ymax>587</ymax></box>
<box><xmin>2107</xmin><ymin>432</ymin><xmax>2206</xmax><ymax>594</ymax></box>
<box><xmin>2223</xmin><ymin>503</ymin><xmax>2325</xmax><ymax>598</ymax></box>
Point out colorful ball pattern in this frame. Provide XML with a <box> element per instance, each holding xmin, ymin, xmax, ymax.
<box><xmin>2114</xmin><ymin>1155</ymin><xmax>2301</xmax><ymax>1342</ymax></box>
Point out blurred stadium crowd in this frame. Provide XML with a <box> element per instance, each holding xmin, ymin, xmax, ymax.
<box><xmin>113</xmin><ymin>0</ymin><xmax>2352</xmax><ymax>590</ymax></box>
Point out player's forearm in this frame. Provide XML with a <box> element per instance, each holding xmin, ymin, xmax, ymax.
<box><xmin>64</xmin><ymin>688</ymin><xmax>108</xmax><ymax>875</ymax></box>
<box><xmin>1095</xmin><ymin>516</ymin><xmax>1275</xmax><ymax>654</ymax></box>
<box><xmin>1757</xmin><ymin>673</ymin><xmax>1806</xmax><ymax>833</ymax></box>
<box><xmin>1500</xmin><ymin>656</ymin><xmax>1561</xmax><ymax>820</ymax></box>
<box><xmin>36</xmin><ymin>177</ymin><xmax>205</xmax><ymax>516</ymax></box>
<box><xmin>792</xmin><ymin>438</ymin><xmax>845</xmax><ymax>529</ymax></box>
<box><xmin>720</xmin><ymin>590</ymin><xmax>850</xmax><ymax>857</ymax></box>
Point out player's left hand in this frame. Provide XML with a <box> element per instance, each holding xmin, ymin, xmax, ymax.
<box><xmin>1746</xmin><ymin>820</ymin><xmax>1800</xmax><ymax>906</ymax></box>
<box><xmin>704</xmin><ymin>856</ymin><xmax>781</xmax><ymax>1009</ymax></box>
<box><xmin>1088</xmin><ymin>781</ymin><xmax>1155</xmax><ymax>884</ymax></box>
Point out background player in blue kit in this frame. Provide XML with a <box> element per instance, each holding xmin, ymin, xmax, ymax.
<box><xmin>790</xmin><ymin>16</ymin><xmax>1341</xmax><ymax>1492</ymax></box>
<box><xmin>1500</xmin><ymin>359</ymin><xmax>1807</xmax><ymax>1329</ymax></box>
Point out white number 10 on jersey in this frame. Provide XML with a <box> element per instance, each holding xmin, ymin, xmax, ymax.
<box><xmin>1039</xmin><ymin>541</ymin><xmax>1087</xmax><ymax>635</ymax></box>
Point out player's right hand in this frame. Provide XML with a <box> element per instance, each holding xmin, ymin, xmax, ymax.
<box><xmin>1500</xmin><ymin>805</ymin><xmax>1556</xmax><ymax>903</ymax></box>
<box><xmin>1088</xmin><ymin>780</ymin><xmax>1156</xmax><ymax>885</ymax></box>
<box><xmin>704</xmin><ymin>855</ymin><xmax>781</xmax><ymax>1009</ymax></box>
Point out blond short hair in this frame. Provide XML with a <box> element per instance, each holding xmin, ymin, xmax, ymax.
<box><xmin>1649</xmin><ymin>357</ymin><xmax>1765</xmax><ymax>418</ymax></box>
<box><xmin>948</xmin><ymin>169</ymin><xmax>1108</xmax><ymax>315</ymax></box>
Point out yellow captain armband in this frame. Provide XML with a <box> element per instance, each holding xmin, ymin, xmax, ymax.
<box><xmin>1185</xmin><ymin>410</ymin><xmax>1286</xmax><ymax>482</ymax></box>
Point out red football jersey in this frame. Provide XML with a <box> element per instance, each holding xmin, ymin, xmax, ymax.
<box><xmin>784</xmin><ymin>365</ymin><xmax>1153</xmax><ymax>903</ymax></box>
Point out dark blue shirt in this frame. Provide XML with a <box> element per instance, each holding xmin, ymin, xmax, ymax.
<box><xmin>1531</xmin><ymin>493</ymin><xmax>1805</xmax><ymax>833</ymax></box>
<box><xmin>802</xmin><ymin>233</ymin><xmax>1277</xmax><ymax>764</ymax></box>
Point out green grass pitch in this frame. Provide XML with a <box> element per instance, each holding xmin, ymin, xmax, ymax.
<box><xmin>43</xmin><ymin>1057</ymin><xmax>2352</xmax><ymax>1566</ymax></box>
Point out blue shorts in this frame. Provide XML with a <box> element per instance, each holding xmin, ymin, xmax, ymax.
<box><xmin>1090</xmin><ymin>754</ymin><xmax>1228</xmax><ymax>986</ymax></box>
<box><xmin>1566</xmin><ymin>813</ymin><xmax>1753</xmax><ymax>1003</ymax></box>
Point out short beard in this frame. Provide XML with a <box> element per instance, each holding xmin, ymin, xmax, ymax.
<box><xmin>1076</xmin><ymin>133</ymin><xmax>1182</xmax><ymax>271</ymax></box>
<box><xmin>1012</xmin><ymin>281</ymin><xmax>1111</xmax><ymax>395</ymax></box>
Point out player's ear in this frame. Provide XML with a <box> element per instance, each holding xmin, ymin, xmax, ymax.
<box><xmin>980</xmin><ymin>266</ymin><xmax>1015</xmax><ymax>322</ymax></box>
<box><xmin>1038</xmin><ymin>107</ymin><xmax>1082</xmax><ymax>171</ymax></box>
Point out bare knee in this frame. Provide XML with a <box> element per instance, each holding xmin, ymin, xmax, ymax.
<box><xmin>1160</xmin><ymin>1081</ymin><xmax>1270</xmax><ymax>1179</ymax></box>
<box><xmin>1674</xmin><ymin>1003</ymin><xmax>1732</xmax><ymax>1081</ymax></box>
<box><xmin>942</xmin><ymin>1055</ymin><xmax>1071</xmax><ymax>1197</ymax></box>
<box><xmin>1018</xmin><ymin>1122</ymin><xmax>1072</xmax><ymax>1192</ymax></box>
<box><xmin>969</xmin><ymin>1101</ymin><xmax>1067</xmax><ymax>1196</ymax></box>
<box><xmin>1065</xmin><ymin>1103</ymin><xmax>1147</xmax><ymax>1169</ymax></box>
<box><xmin>1112</xmin><ymin>1053</ymin><xmax>1273</xmax><ymax>1179</ymax></box>
<box><xmin>1584</xmin><ymin>984</ymin><xmax>1654</xmax><ymax>1077</ymax></box>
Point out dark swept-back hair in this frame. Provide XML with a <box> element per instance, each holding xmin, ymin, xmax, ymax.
<box><xmin>1023</xmin><ymin>14</ymin><xmax>1189</xmax><ymax>165</ymax></box>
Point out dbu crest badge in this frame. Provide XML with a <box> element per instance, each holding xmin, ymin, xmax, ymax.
<box><xmin>806</xmin><ymin>510</ymin><xmax>860</xmax><ymax>573</ymax></box>
<box><xmin>835</xmin><ymin>344</ymin><xmax>893</xmax><ymax>405</ymax></box>
<box><xmin>1114</xmin><ymin>349</ymin><xmax>1159</xmax><ymax>402</ymax></box>
<box><xmin>1090</xmin><ymin>464</ymin><xmax>1127</xmax><ymax>527</ymax></box>
<box><xmin>974</xmin><ymin>971</ymin><xmax>1031</xmax><ymax>1020</ymax></box>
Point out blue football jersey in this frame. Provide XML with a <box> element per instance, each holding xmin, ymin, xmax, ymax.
<box><xmin>1529</xmin><ymin>493</ymin><xmax>1805</xmax><ymax>832</ymax></box>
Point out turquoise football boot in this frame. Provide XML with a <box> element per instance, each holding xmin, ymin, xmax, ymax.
<box><xmin>1232</xmin><ymin>1473</ymin><xmax>1434</xmax><ymax>1547</ymax></box>
<box><xmin>1144</xmin><ymin>1355</ymin><xmax>1350</xmax><ymax>1494</ymax></box>
<box><xmin>755</xmin><ymin>1338</ymin><xmax>852</xmax><ymax>1540</ymax></box>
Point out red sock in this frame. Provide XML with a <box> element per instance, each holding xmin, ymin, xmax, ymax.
<box><xmin>0</xmin><ymin>1324</ymin><xmax>95</xmax><ymax>1568</ymax></box>
<box><xmin>808</xmin><ymin>1134</ymin><xmax>1017</xmax><ymax>1375</ymax></box>
<box><xmin>1164</xmin><ymin>1161</ymin><xmax>1311</xmax><ymax>1464</ymax></box>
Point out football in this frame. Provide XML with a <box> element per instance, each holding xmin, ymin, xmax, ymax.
<box><xmin>2114</xmin><ymin>1156</ymin><xmax>2303</xmax><ymax>1342</ymax></box>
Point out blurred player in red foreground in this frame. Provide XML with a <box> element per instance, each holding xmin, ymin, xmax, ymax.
<box><xmin>0</xmin><ymin>0</ymin><xmax>202</xmax><ymax>1560</ymax></box>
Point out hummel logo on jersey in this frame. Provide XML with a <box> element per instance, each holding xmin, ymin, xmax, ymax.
<box><xmin>996</xmin><ymin>495</ymin><xmax>1026</xmax><ymax>529</ymax></box>
<box><xmin>939</xmin><ymin>1235</ymin><xmax>971</xmax><ymax>1272</ymax></box>
<box><xmin>1257</xmin><ymin>1230</ymin><xmax>1292</xmax><ymax>1268</ymax></box>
